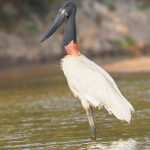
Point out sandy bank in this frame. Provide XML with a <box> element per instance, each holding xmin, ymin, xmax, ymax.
<box><xmin>102</xmin><ymin>56</ymin><xmax>150</xmax><ymax>73</ymax></box>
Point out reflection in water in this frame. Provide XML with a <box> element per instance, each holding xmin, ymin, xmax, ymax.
<box><xmin>86</xmin><ymin>139</ymin><xmax>137</xmax><ymax>150</ymax></box>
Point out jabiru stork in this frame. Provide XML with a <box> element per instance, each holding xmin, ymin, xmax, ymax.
<box><xmin>41</xmin><ymin>0</ymin><xmax>134</xmax><ymax>140</ymax></box>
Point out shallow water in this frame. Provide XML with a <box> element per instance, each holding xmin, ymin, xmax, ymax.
<box><xmin>0</xmin><ymin>64</ymin><xmax>149</xmax><ymax>150</ymax></box>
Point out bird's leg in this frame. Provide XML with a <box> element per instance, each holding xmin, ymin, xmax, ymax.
<box><xmin>86</xmin><ymin>106</ymin><xmax>96</xmax><ymax>140</ymax></box>
<box><xmin>81</xmin><ymin>101</ymin><xmax>96</xmax><ymax>140</ymax></box>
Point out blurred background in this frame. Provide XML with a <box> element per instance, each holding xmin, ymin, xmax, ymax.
<box><xmin>0</xmin><ymin>0</ymin><xmax>150</xmax><ymax>149</ymax></box>
<box><xmin>0</xmin><ymin>0</ymin><xmax>149</xmax><ymax>67</ymax></box>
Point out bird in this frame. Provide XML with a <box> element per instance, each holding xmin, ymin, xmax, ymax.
<box><xmin>40</xmin><ymin>0</ymin><xmax>134</xmax><ymax>140</ymax></box>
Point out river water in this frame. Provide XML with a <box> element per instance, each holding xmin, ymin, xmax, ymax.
<box><xmin>0</xmin><ymin>64</ymin><xmax>149</xmax><ymax>150</ymax></box>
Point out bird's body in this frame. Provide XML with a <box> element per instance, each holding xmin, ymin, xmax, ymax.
<box><xmin>41</xmin><ymin>0</ymin><xmax>134</xmax><ymax>140</ymax></box>
<box><xmin>61</xmin><ymin>54</ymin><xmax>134</xmax><ymax>123</ymax></box>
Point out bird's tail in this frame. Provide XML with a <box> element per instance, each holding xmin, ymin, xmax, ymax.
<box><xmin>105</xmin><ymin>96</ymin><xmax>134</xmax><ymax>124</ymax></box>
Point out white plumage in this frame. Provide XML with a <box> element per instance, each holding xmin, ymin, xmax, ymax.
<box><xmin>61</xmin><ymin>54</ymin><xmax>134</xmax><ymax>123</ymax></box>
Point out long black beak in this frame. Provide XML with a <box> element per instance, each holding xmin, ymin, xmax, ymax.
<box><xmin>40</xmin><ymin>12</ymin><xmax>66</xmax><ymax>42</ymax></box>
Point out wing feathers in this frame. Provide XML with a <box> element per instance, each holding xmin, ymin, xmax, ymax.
<box><xmin>61</xmin><ymin>55</ymin><xmax>134</xmax><ymax>123</ymax></box>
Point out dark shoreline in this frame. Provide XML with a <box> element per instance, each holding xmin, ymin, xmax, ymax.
<box><xmin>0</xmin><ymin>49</ymin><xmax>149</xmax><ymax>69</ymax></box>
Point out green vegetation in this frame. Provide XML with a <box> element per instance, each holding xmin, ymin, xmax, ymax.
<box><xmin>125</xmin><ymin>36</ymin><xmax>136</xmax><ymax>46</ymax></box>
<box><xmin>28</xmin><ymin>24</ymin><xmax>39</xmax><ymax>36</ymax></box>
<box><xmin>101</xmin><ymin>0</ymin><xmax>115</xmax><ymax>10</ymax></box>
<box><xmin>109</xmin><ymin>36</ymin><xmax>136</xmax><ymax>50</ymax></box>
<box><xmin>0</xmin><ymin>11</ymin><xmax>16</xmax><ymax>27</ymax></box>
<box><xmin>0</xmin><ymin>0</ymin><xmax>62</xmax><ymax>31</ymax></box>
<box><xmin>137</xmin><ymin>3</ymin><xmax>150</xmax><ymax>11</ymax></box>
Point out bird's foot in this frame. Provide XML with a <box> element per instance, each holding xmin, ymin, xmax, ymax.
<box><xmin>91</xmin><ymin>136</ymin><xmax>96</xmax><ymax>141</ymax></box>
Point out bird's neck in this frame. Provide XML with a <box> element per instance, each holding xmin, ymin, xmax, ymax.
<box><xmin>64</xmin><ymin>8</ymin><xmax>79</xmax><ymax>55</ymax></box>
<box><xmin>65</xmin><ymin>40</ymin><xmax>79</xmax><ymax>55</ymax></box>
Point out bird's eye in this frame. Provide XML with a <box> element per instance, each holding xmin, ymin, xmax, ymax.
<box><xmin>65</xmin><ymin>11</ymin><xmax>69</xmax><ymax>16</ymax></box>
<box><xmin>59</xmin><ymin>9</ymin><xmax>69</xmax><ymax>16</ymax></box>
<box><xmin>60</xmin><ymin>9</ymin><xmax>65</xmax><ymax>14</ymax></box>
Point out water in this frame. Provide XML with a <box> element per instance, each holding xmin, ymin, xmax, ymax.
<box><xmin>0</xmin><ymin>64</ymin><xmax>149</xmax><ymax>150</ymax></box>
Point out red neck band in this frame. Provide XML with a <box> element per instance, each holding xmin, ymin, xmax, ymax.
<box><xmin>65</xmin><ymin>40</ymin><xmax>79</xmax><ymax>55</ymax></box>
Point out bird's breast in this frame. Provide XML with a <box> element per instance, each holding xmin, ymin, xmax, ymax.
<box><xmin>61</xmin><ymin>54</ymin><xmax>86</xmax><ymax>79</ymax></box>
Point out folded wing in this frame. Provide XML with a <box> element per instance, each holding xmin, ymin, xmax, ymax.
<box><xmin>61</xmin><ymin>55</ymin><xmax>134</xmax><ymax>123</ymax></box>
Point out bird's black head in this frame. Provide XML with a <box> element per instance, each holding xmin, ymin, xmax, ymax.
<box><xmin>41</xmin><ymin>0</ymin><xmax>77</xmax><ymax>46</ymax></box>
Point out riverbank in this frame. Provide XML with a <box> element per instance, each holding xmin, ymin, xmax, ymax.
<box><xmin>0</xmin><ymin>56</ymin><xmax>150</xmax><ymax>78</ymax></box>
<box><xmin>0</xmin><ymin>0</ymin><xmax>149</xmax><ymax>66</ymax></box>
<box><xmin>103</xmin><ymin>56</ymin><xmax>150</xmax><ymax>73</ymax></box>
